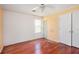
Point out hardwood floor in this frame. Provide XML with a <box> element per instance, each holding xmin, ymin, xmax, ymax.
<box><xmin>1</xmin><ymin>38</ymin><xmax>79</xmax><ymax>54</ymax></box>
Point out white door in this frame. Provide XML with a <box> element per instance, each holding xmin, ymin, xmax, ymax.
<box><xmin>59</xmin><ymin>13</ymin><xmax>71</xmax><ymax>46</ymax></box>
<box><xmin>72</xmin><ymin>11</ymin><xmax>79</xmax><ymax>48</ymax></box>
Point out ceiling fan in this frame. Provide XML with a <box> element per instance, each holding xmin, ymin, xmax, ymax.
<box><xmin>32</xmin><ymin>4</ymin><xmax>54</xmax><ymax>13</ymax></box>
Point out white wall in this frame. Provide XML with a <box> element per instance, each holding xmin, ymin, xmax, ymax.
<box><xmin>3</xmin><ymin>10</ymin><xmax>43</xmax><ymax>46</ymax></box>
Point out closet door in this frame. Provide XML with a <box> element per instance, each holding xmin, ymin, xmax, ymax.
<box><xmin>0</xmin><ymin>6</ymin><xmax>3</xmax><ymax>53</ymax></box>
<box><xmin>59</xmin><ymin>13</ymin><xmax>71</xmax><ymax>46</ymax></box>
<box><xmin>72</xmin><ymin>10</ymin><xmax>79</xmax><ymax>48</ymax></box>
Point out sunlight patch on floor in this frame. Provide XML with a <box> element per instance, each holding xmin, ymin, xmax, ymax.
<box><xmin>35</xmin><ymin>41</ymin><xmax>41</xmax><ymax>54</ymax></box>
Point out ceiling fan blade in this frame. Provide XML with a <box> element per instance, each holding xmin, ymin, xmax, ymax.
<box><xmin>32</xmin><ymin>7</ymin><xmax>39</xmax><ymax>10</ymax></box>
<box><xmin>32</xmin><ymin>6</ymin><xmax>40</xmax><ymax>12</ymax></box>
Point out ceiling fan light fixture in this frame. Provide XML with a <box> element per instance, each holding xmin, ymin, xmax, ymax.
<box><xmin>32</xmin><ymin>4</ymin><xmax>53</xmax><ymax>16</ymax></box>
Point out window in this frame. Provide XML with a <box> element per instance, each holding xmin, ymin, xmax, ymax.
<box><xmin>35</xmin><ymin>19</ymin><xmax>42</xmax><ymax>33</ymax></box>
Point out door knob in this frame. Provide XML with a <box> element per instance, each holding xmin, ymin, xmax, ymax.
<box><xmin>69</xmin><ymin>30</ymin><xmax>73</xmax><ymax>33</ymax></box>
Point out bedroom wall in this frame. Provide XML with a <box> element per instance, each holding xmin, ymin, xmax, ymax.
<box><xmin>43</xmin><ymin>6</ymin><xmax>79</xmax><ymax>42</ymax></box>
<box><xmin>0</xmin><ymin>6</ymin><xmax>3</xmax><ymax>53</ymax></box>
<box><xmin>43</xmin><ymin>16</ymin><xmax>59</xmax><ymax>42</ymax></box>
<box><xmin>3</xmin><ymin>10</ymin><xmax>43</xmax><ymax>46</ymax></box>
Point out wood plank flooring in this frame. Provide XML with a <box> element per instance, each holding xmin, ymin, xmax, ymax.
<box><xmin>1</xmin><ymin>38</ymin><xmax>79</xmax><ymax>54</ymax></box>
